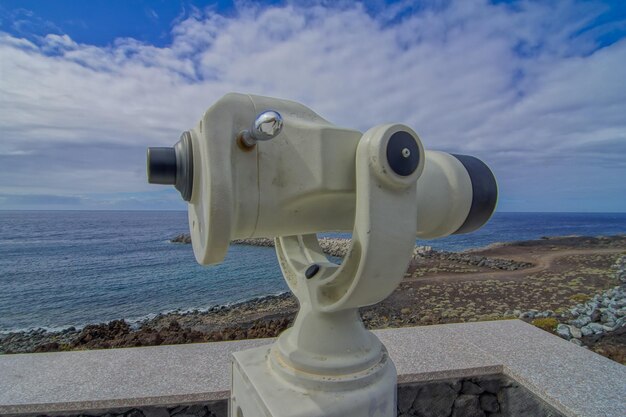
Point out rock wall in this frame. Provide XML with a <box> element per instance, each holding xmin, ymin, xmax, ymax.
<box><xmin>418</xmin><ymin>250</ymin><xmax>533</xmax><ymax>271</ymax></box>
<box><xmin>34</xmin><ymin>403</ymin><xmax>229</xmax><ymax>417</ymax></box>
<box><xmin>397</xmin><ymin>375</ymin><xmax>563</xmax><ymax>417</ymax></box>
<box><xmin>516</xmin><ymin>254</ymin><xmax>626</xmax><ymax>346</ymax></box>
<box><xmin>21</xmin><ymin>375</ymin><xmax>563</xmax><ymax>417</ymax></box>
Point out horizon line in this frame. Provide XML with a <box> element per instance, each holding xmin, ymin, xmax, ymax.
<box><xmin>1</xmin><ymin>209</ymin><xmax>626</xmax><ymax>214</ymax></box>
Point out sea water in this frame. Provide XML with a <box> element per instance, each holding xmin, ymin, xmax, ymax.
<box><xmin>0</xmin><ymin>210</ymin><xmax>624</xmax><ymax>332</ymax></box>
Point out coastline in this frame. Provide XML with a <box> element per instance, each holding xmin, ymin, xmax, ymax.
<box><xmin>1</xmin><ymin>234</ymin><xmax>625</xmax><ymax>363</ymax></box>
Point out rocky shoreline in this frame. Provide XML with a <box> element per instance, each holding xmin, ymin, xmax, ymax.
<box><xmin>1</xmin><ymin>234</ymin><xmax>625</xmax><ymax>364</ymax></box>
<box><xmin>0</xmin><ymin>292</ymin><xmax>297</xmax><ymax>354</ymax></box>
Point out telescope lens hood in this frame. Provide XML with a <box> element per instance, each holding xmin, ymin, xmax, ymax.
<box><xmin>147</xmin><ymin>131</ymin><xmax>194</xmax><ymax>201</ymax></box>
<box><xmin>452</xmin><ymin>154</ymin><xmax>498</xmax><ymax>234</ymax></box>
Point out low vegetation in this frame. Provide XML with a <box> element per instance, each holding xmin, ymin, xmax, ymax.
<box><xmin>531</xmin><ymin>318</ymin><xmax>558</xmax><ymax>332</ymax></box>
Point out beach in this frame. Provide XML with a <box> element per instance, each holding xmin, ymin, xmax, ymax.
<box><xmin>2</xmin><ymin>234</ymin><xmax>625</xmax><ymax>364</ymax></box>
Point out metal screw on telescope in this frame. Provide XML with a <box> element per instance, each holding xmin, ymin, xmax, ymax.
<box><xmin>238</xmin><ymin>110</ymin><xmax>284</xmax><ymax>149</ymax></box>
<box><xmin>305</xmin><ymin>264</ymin><xmax>320</xmax><ymax>279</ymax></box>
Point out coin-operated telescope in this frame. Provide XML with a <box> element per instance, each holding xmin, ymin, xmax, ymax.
<box><xmin>147</xmin><ymin>93</ymin><xmax>497</xmax><ymax>417</ymax></box>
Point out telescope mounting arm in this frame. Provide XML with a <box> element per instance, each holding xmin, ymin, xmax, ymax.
<box><xmin>271</xmin><ymin>124</ymin><xmax>424</xmax><ymax>377</ymax></box>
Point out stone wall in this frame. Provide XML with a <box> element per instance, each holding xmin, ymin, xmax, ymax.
<box><xmin>23</xmin><ymin>375</ymin><xmax>563</xmax><ymax>417</ymax></box>
<box><xmin>24</xmin><ymin>403</ymin><xmax>229</xmax><ymax>417</ymax></box>
<box><xmin>397</xmin><ymin>374</ymin><xmax>563</xmax><ymax>417</ymax></box>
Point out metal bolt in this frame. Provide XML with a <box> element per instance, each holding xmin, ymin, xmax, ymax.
<box><xmin>401</xmin><ymin>148</ymin><xmax>411</xmax><ymax>158</ymax></box>
<box><xmin>305</xmin><ymin>264</ymin><xmax>320</xmax><ymax>279</ymax></box>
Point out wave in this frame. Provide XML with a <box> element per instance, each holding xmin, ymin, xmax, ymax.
<box><xmin>0</xmin><ymin>324</ymin><xmax>84</xmax><ymax>335</ymax></box>
<box><xmin>0</xmin><ymin>290</ymin><xmax>292</xmax><ymax>335</ymax></box>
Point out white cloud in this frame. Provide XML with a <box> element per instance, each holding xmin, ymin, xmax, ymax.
<box><xmin>0</xmin><ymin>0</ymin><xmax>624</xmax><ymax>210</ymax></box>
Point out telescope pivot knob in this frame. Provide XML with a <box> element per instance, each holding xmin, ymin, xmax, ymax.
<box><xmin>239</xmin><ymin>110</ymin><xmax>283</xmax><ymax>148</ymax></box>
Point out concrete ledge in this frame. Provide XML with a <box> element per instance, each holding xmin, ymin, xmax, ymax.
<box><xmin>1</xmin><ymin>320</ymin><xmax>624</xmax><ymax>417</ymax></box>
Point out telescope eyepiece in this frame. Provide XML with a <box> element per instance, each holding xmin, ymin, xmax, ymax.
<box><xmin>147</xmin><ymin>147</ymin><xmax>176</xmax><ymax>185</ymax></box>
<box><xmin>147</xmin><ymin>131</ymin><xmax>194</xmax><ymax>201</ymax></box>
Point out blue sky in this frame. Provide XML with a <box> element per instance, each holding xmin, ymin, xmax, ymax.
<box><xmin>0</xmin><ymin>0</ymin><xmax>625</xmax><ymax>212</ymax></box>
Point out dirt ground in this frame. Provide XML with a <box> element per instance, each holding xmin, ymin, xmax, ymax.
<box><xmin>368</xmin><ymin>238</ymin><xmax>624</xmax><ymax>328</ymax></box>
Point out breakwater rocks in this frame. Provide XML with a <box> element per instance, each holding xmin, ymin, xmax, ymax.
<box><xmin>233</xmin><ymin>238</ymin><xmax>533</xmax><ymax>271</ymax></box>
<box><xmin>231</xmin><ymin>237</ymin><xmax>350</xmax><ymax>257</ymax></box>
<box><xmin>171</xmin><ymin>234</ymin><xmax>192</xmax><ymax>243</ymax></box>
<box><xmin>172</xmin><ymin>234</ymin><xmax>532</xmax><ymax>271</ymax></box>
<box><xmin>232</xmin><ymin>237</ymin><xmax>274</xmax><ymax>247</ymax></box>
<box><xmin>205</xmin><ymin>236</ymin><xmax>352</xmax><ymax>258</ymax></box>
<box><xmin>171</xmin><ymin>235</ymin><xmax>282</xmax><ymax>248</ymax></box>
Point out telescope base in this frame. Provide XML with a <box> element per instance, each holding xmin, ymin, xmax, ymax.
<box><xmin>230</xmin><ymin>344</ymin><xmax>397</xmax><ymax>417</ymax></box>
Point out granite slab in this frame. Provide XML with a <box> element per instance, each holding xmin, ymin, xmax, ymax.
<box><xmin>1</xmin><ymin>320</ymin><xmax>624</xmax><ymax>417</ymax></box>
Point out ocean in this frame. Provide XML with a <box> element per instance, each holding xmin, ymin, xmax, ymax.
<box><xmin>0</xmin><ymin>210</ymin><xmax>625</xmax><ymax>333</ymax></box>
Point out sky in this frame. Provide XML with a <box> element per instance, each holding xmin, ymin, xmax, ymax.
<box><xmin>0</xmin><ymin>0</ymin><xmax>625</xmax><ymax>212</ymax></box>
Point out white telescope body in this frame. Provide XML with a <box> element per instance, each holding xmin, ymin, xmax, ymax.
<box><xmin>148</xmin><ymin>93</ymin><xmax>496</xmax><ymax>266</ymax></box>
<box><xmin>147</xmin><ymin>93</ymin><xmax>497</xmax><ymax>417</ymax></box>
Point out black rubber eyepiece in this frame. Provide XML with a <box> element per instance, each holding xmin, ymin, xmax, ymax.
<box><xmin>147</xmin><ymin>131</ymin><xmax>194</xmax><ymax>201</ymax></box>
<box><xmin>452</xmin><ymin>154</ymin><xmax>498</xmax><ymax>235</ymax></box>
<box><xmin>147</xmin><ymin>147</ymin><xmax>177</xmax><ymax>185</ymax></box>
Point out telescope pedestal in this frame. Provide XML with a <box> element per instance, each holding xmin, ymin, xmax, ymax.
<box><xmin>230</xmin><ymin>341</ymin><xmax>396</xmax><ymax>417</ymax></box>
<box><xmin>231</xmin><ymin>297</ymin><xmax>397</xmax><ymax>417</ymax></box>
<box><xmin>229</xmin><ymin>124</ymin><xmax>425</xmax><ymax>417</ymax></box>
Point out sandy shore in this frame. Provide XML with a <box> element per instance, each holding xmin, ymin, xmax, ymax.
<box><xmin>1</xmin><ymin>235</ymin><xmax>625</xmax><ymax>363</ymax></box>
